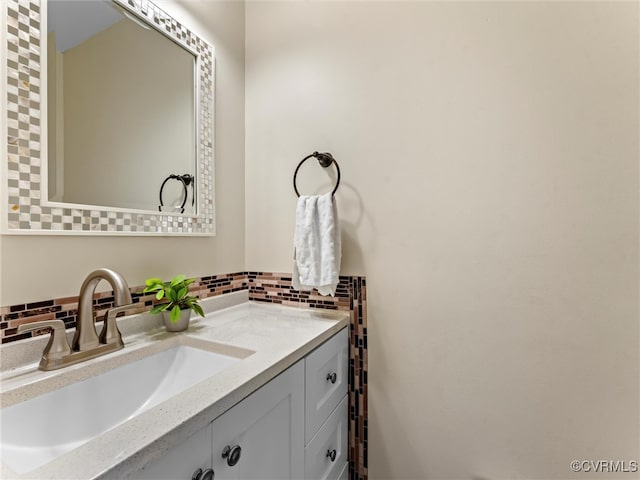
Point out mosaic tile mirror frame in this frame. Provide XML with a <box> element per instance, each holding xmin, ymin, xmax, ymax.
<box><xmin>2</xmin><ymin>0</ymin><xmax>215</xmax><ymax>235</ymax></box>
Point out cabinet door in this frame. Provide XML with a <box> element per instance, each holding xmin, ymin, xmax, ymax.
<box><xmin>211</xmin><ymin>361</ymin><xmax>305</xmax><ymax>480</ymax></box>
<box><xmin>133</xmin><ymin>423</ymin><xmax>212</xmax><ymax>480</ymax></box>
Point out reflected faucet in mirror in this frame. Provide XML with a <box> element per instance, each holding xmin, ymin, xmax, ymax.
<box><xmin>17</xmin><ymin>268</ymin><xmax>136</xmax><ymax>371</ymax></box>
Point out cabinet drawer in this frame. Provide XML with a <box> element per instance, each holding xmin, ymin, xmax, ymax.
<box><xmin>336</xmin><ymin>461</ymin><xmax>349</xmax><ymax>480</ymax></box>
<box><xmin>304</xmin><ymin>395</ymin><xmax>348</xmax><ymax>480</ymax></box>
<box><xmin>305</xmin><ymin>328</ymin><xmax>348</xmax><ymax>443</ymax></box>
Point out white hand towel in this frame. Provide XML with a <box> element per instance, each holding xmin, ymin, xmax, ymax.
<box><xmin>292</xmin><ymin>192</ymin><xmax>341</xmax><ymax>296</ymax></box>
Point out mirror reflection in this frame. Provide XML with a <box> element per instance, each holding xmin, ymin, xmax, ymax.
<box><xmin>47</xmin><ymin>0</ymin><xmax>197</xmax><ymax>213</ymax></box>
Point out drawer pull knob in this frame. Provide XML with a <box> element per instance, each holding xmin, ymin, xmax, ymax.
<box><xmin>202</xmin><ymin>469</ymin><xmax>215</xmax><ymax>480</ymax></box>
<box><xmin>193</xmin><ymin>468</ymin><xmax>215</xmax><ymax>480</ymax></box>
<box><xmin>326</xmin><ymin>372</ymin><xmax>337</xmax><ymax>384</ymax></box>
<box><xmin>222</xmin><ymin>445</ymin><xmax>242</xmax><ymax>467</ymax></box>
<box><xmin>326</xmin><ymin>449</ymin><xmax>337</xmax><ymax>462</ymax></box>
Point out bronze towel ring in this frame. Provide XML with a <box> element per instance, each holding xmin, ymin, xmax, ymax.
<box><xmin>292</xmin><ymin>152</ymin><xmax>341</xmax><ymax>197</ymax></box>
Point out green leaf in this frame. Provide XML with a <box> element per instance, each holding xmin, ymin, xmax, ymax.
<box><xmin>170</xmin><ymin>305</ymin><xmax>181</xmax><ymax>323</ymax></box>
<box><xmin>150</xmin><ymin>303</ymin><xmax>169</xmax><ymax>314</ymax></box>
<box><xmin>170</xmin><ymin>274</ymin><xmax>186</xmax><ymax>287</ymax></box>
<box><xmin>145</xmin><ymin>277</ymin><xmax>163</xmax><ymax>287</ymax></box>
<box><xmin>168</xmin><ymin>287</ymin><xmax>178</xmax><ymax>303</ymax></box>
<box><xmin>192</xmin><ymin>303</ymin><xmax>205</xmax><ymax>317</ymax></box>
<box><xmin>177</xmin><ymin>286</ymin><xmax>188</xmax><ymax>300</ymax></box>
<box><xmin>155</xmin><ymin>290</ymin><xmax>165</xmax><ymax>300</ymax></box>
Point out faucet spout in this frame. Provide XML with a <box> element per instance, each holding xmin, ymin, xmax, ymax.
<box><xmin>73</xmin><ymin>268</ymin><xmax>132</xmax><ymax>352</ymax></box>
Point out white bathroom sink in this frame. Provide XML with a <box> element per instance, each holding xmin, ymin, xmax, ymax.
<box><xmin>0</xmin><ymin>342</ymin><xmax>245</xmax><ymax>474</ymax></box>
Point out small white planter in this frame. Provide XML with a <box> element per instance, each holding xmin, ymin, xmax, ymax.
<box><xmin>161</xmin><ymin>309</ymin><xmax>192</xmax><ymax>332</ymax></box>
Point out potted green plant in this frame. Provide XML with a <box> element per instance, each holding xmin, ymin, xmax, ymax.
<box><xmin>143</xmin><ymin>274</ymin><xmax>205</xmax><ymax>332</ymax></box>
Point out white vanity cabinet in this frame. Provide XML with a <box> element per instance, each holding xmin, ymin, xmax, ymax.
<box><xmin>133</xmin><ymin>421</ymin><xmax>213</xmax><ymax>480</ymax></box>
<box><xmin>210</xmin><ymin>361</ymin><xmax>304</xmax><ymax>480</ymax></box>
<box><xmin>133</xmin><ymin>328</ymin><xmax>348</xmax><ymax>480</ymax></box>
<box><xmin>132</xmin><ymin>420</ymin><xmax>213</xmax><ymax>480</ymax></box>
<box><xmin>133</xmin><ymin>362</ymin><xmax>304</xmax><ymax>480</ymax></box>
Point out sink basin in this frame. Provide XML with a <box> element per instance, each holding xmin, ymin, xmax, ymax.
<box><xmin>1</xmin><ymin>342</ymin><xmax>245</xmax><ymax>474</ymax></box>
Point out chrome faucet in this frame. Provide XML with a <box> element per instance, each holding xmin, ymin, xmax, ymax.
<box><xmin>17</xmin><ymin>268</ymin><xmax>136</xmax><ymax>370</ymax></box>
<box><xmin>73</xmin><ymin>268</ymin><xmax>133</xmax><ymax>351</ymax></box>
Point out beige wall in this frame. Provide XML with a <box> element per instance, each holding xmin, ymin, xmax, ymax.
<box><xmin>245</xmin><ymin>2</ymin><xmax>639</xmax><ymax>479</ymax></box>
<box><xmin>0</xmin><ymin>0</ymin><xmax>245</xmax><ymax>305</ymax></box>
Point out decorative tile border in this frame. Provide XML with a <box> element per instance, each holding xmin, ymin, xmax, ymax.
<box><xmin>0</xmin><ymin>271</ymin><xmax>368</xmax><ymax>480</ymax></box>
<box><xmin>3</xmin><ymin>0</ymin><xmax>215</xmax><ymax>234</ymax></box>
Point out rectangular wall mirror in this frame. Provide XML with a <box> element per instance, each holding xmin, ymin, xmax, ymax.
<box><xmin>2</xmin><ymin>0</ymin><xmax>215</xmax><ymax>235</ymax></box>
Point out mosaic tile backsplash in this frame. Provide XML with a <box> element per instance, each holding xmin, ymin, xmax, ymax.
<box><xmin>0</xmin><ymin>271</ymin><xmax>368</xmax><ymax>480</ymax></box>
<box><xmin>0</xmin><ymin>272</ymin><xmax>247</xmax><ymax>342</ymax></box>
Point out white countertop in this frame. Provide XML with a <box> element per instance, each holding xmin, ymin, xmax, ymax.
<box><xmin>0</xmin><ymin>292</ymin><xmax>349</xmax><ymax>480</ymax></box>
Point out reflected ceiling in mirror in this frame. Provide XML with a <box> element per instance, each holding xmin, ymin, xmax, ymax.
<box><xmin>47</xmin><ymin>0</ymin><xmax>196</xmax><ymax>213</ymax></box>
<box><xmin>2</xmin><ymin>0</ymin><xmax>215</xmax><ymax>235</ymax></box>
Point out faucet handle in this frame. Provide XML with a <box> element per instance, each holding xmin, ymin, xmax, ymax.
<box><xmin>99</xmin><ymin>303</ymin><xmax>136</xmax><ymax>347</ymax></box>
<box><xmin>17</xmin><ymin>320</ymin><xmax>72</xmax><ymax>365</ymax></box>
